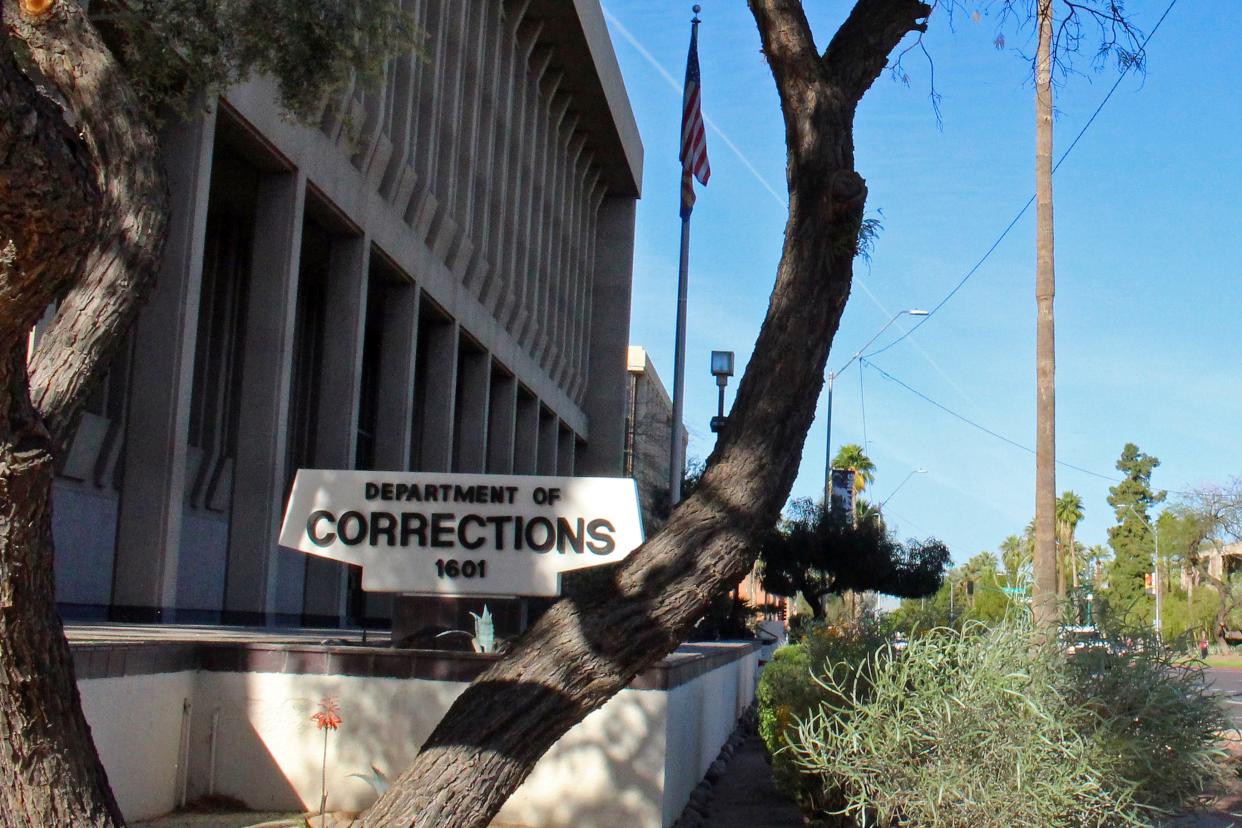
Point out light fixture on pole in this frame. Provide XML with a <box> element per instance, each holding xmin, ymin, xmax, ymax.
<box><xmin>823</xmin><ymin>309</ymin><xmax>929</xmax><ymax>503</ymax></box>
<box><xmin>709</xmin><ymin>350</ymin><xmax>734</xmax><ymax>435</ymax></box>
<box><xmin>878</xmin><ymin>468</ymin><xmax>927</xmax><ymax>511</ymax></box>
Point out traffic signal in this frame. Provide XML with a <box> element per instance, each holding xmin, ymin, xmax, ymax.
<box><xmin>1144</xmin><ymin>573</ymin><xmax>1155</xmax><ymax>594</ymax></box>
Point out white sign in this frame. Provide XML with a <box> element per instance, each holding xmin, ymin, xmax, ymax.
<box><xmin>278</xmin><ymin>470</ymin><xmax>645</xmax><ymax>597</ymax></box>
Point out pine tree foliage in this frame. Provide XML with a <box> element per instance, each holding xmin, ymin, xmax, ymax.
<box><xmin>1105</xmin><ymin>443</ymin><xmax>1165</xmax><ymax>615</ymax></box>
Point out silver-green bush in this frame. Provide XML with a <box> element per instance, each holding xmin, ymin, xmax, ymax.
<box><xmin>774</xmin><ymin>620</ymin><xmax>1226</xmax><ymax>827</ymax></box>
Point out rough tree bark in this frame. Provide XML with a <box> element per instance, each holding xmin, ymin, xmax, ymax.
<box><xmin>7</xmin><ymin>0</ymin><xmax>170</xmax><ymax>451</ymax></box>
<box><xmin>361</xmin><ymin>1</ymin><xmax>930</xmax><ymax>826</ymax></box>
<box><xmin>0</xmin><ymin>10</ymin><xmax>119</xmax><ymax>826</ymax></box>
<box><xmin>0</xmin><ymin>0</ymin><xmax>168</xmax><ymax>823</ymax></box>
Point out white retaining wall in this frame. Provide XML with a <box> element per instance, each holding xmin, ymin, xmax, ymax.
<box><xmin>78</xmin><ymin>646</ymin><xmax>758</xmax><ymax>827</ymax></box>
<box><xmin>79</xmin><ymin>672</ymin><xmax>196</xmax><ymax>821</ymax></box>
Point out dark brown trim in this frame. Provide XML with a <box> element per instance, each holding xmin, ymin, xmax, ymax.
<box><xmin>70</xmin><ymin>637</ymin><xmax>758</xmax><ymax>690</ymax></box>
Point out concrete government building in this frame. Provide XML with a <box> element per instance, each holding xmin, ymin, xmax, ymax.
<box><xmin>50</xmin><ymin>0</ymin><xmax>643</xmax><ymax>629</ymax></box>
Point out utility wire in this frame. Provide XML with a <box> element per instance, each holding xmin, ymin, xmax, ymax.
<box><xmin>861</xmin><ymin>358</ymin><xmax>1120</xmax><ymax>483</ymax></box>
<box><xmin>859</xmin><ymin>360</ymin><xmax>870</xmax><ymax>456</ymax></box>
<box><xmin>883</xmin><ymin>507</ymin><xmax>929</xmax><ymax>536</ymax></box>
<box><xmin>864</xmin><ymin>0</ymin><xmax>1180</xmax><ymax>361</ymax></box>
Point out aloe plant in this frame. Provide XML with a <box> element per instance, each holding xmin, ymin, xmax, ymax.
<box><xmin>349</xmin><ymin>765</ymin><xmax>390</xmax><ymax>796</ymax></box>
<box><xmin>435</xmin><ymin>604</ymin><xmax>498</xmax><ymax>654</ymax></box>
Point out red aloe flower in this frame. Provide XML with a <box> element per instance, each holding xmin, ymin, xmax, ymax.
<box><xmin>311</xmin><ymin>697</ymin><xmax>343</xmax><ymax>731</ymax></box>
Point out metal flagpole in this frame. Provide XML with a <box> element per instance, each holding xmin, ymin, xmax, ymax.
<box><xmin>669</xmin><ymin>215</ymin><xmax>691</xmax><ymax>505</ymax></box>
<box><xmin>668</xmin><ymin>5</ymin><xmax>707</xmax><ymax>507</ymax></box>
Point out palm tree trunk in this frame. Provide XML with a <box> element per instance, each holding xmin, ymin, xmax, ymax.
<box><xmin>1070</xmin><ymin>530</ymin><xmax>1078</xmax><ymax>590</ymax></box>
<box><xmin>1032</xmin><ymin>0</ymin><xmax>1058</xmax><ymax>630</ymax></box>
<box><xmin>1056</xmin><ymin>538</ymin><xmax>1066</xmax><ymax>600</ymax></box>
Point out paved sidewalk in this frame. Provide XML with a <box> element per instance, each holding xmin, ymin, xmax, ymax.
<box><xmin>701</xmin><ymin>733</ymin><xmax>802</xmax><ymax>827</ymax></box>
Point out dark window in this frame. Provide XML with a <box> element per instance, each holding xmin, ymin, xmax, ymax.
<box><xmin>186</xmin><ymin>212</ymin><xmax>252</xmax><ymax>510</ymax></box>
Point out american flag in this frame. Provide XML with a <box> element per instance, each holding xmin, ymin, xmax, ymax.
<box><xmin>680</xmin><ymin>20</ymin><xmax>710</xmax><ymax>219</ymax></box>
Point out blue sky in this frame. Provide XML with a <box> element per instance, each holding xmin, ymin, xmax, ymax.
<box><xmin>602</xmin><ymin>1</ymin><xmax>1241</xmax><ymax>563</ymax></box>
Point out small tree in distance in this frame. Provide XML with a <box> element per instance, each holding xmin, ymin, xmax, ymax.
<box><xmin>1105</xmin><ymin>443</ymin><xmax>1165</xmax><ymax>620</ymax></box>
<box><xmin>1171</xmin><ymin>479</ymin><xmax>1242</xmax><ymax>642</ymax></box>
<box><xmin>760</xmin><ymin>498</ymin><xmax>949</xmax><ymax>619</ymax></box>
<box><xmin>1056</xmin><ymin>490</ymin><xmax>1085</xmax><ymax>596</ymax></box>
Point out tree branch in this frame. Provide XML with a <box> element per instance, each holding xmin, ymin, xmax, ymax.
<box><xmin>4</xmin><ymin>0</ymin><xmax>169</xmax><ymax>452</ymax></box>
<box><xmin>747</xmin><ymin>0</ymin><xmax>824</xmax><ymax>92</ymax></box>
<box><xmin>822</xmin><ymin>0</ymin><xmax>932</xmax><ymax>103</ymax></box>
<box><xmin>0</xmin><ymin>19</ymin><xmax>99</xmax><ymax>354</ymax></box>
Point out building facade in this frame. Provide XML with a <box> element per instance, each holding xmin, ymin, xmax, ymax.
<box><xmin>623</xmin><ymin>346</ymin><xmax>682</xmax><ymax>530</ymax></box>
<box><xmin>51</xmin><ymin>0</ymin><xmax>643</xmax><ymax>628</ymax></box>
<box><xmin>1206</xmin><ymin>542</ymin><xmax>1242</xmax><ymax>583</ymax></box>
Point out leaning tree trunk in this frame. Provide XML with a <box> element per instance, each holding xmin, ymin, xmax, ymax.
<box><xmin>1032</xmin><ymin>0</ymin><xmax>1058</xmax><ymax>630</ymax></box>
<box><xmin>0</xmin><ymin>0</ymin><xmax>168</xmax><ymax>822</ymax></box>
<box><xmin>361</xmin><ymin>1</ymin><xmax>931</xmax><ymax>825</ymax></box>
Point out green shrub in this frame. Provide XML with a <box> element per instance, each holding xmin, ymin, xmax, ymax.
<box><xmin>757</xmin><ymin>642</ymin><xmax>815</xmax><ymax>800</ymax></box>
<box><xmin>1065</xmin><ymin>631</ymin><xmax>1227</xmax><ymax>812</ymax></box>
<box><xmin>757</xmin><ymin>622</ymin><xmax>888</xmax><ymax>813</ymax></box>
<box><xmin>768</xmin><ymin>620</ymin><xmax>1226</xmax><ymax>827</ymax></box>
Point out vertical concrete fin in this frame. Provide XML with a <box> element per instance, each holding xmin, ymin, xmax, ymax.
<box><xmin>112</xmin><ymin>105</ymin><xmax>218</xmax><ymax>617</ymax></box>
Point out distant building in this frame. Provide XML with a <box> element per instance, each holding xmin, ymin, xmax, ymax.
<box><xmin>51</xmin><ymin>0</ymin><xmax>643</xmax><ymax>628</ymax></box>
<box><xmin>623</xmin><ymin>346</ymin><xmax>685</xmax><ymax>531</ymax></box>
<box><xmin>735</xmin><ymin>564</ymin><xmax>788</xmax><ymax>623</ymax></box>
<box><xmin>1207</xmin><ymin>542</ymin><xmax>1242</xmax><ymax>581</ymax></box>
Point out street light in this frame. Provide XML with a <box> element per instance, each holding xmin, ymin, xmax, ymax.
<box><xmin>709</xmin><ymin>350</ymin><xmax>734</xmax><ymax>434</ymax></box>
<box><xmin>878</xmin><ymin>468</ymin><xmax>928</xmax><ymax>510</ymax></box>
<box><xmin>1126</xmin><ymin>505</ymin><xmax>1162</xmax><ymax>637</ymax></box>
<box><xmin>823</xmin><ymin>309</ymin><xmax>929</xmax><ymax>503</ymax></box>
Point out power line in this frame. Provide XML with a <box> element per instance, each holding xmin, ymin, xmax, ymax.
<box><xmin>882</xmin><ymin>507</ymin><xmax>928</xmax><ymax>536</ymax></box>
<box><xmin>859</xmin><ymin>360</ymin><xmax>870</xmax><ymax>456</ymax></box>
<box><xmin>864</xmin><ymin>0</ymin><xmax>1179</xmax><ymax>361</ymax></box>
<box><xmin>860</xmin><ymin>358</ymin><xmax>1120</xmax><ymax>484</ymax></box>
